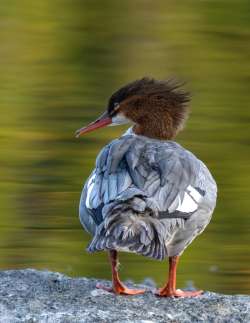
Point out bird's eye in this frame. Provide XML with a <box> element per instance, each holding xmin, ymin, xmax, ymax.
<box><xmin>114</xmin><ymin>102</ymin><xmax>120</xmax><ymax>109</ymax></box>
<box><xmin>109</xmin><ymin>102</ymin><xmax>120</xmax><ymax>117</ymax></box>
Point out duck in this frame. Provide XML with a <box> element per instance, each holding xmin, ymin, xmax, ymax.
<box><xmin>75</xmin><ymin>77</ymin><xmax>217</xmax><ymax>297</ymax></box>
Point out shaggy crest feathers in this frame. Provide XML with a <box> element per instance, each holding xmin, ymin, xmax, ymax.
<box><xmin>107</xmin><ymin>77</ymin><xmax>190</xmax><ymax>140</ymax></box>
<box><xmin>108</xmin><ymin>78</ymin><xmax>190</xmax><ymax>108</ymax></box>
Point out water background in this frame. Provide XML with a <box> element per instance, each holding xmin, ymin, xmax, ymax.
<box><xmin>0</xmin><ymin>1</ymin><xmax>250</xmax><ymax>294</ymax></box>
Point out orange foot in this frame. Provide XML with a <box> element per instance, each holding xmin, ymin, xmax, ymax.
<box><xmin>96</xmin><ymin>283</ymin><xmax>145</xmax><ymax>295</ymax></box>
<box><xmin>156</xmin><ymin>288</ymin><xmax>203</xmax><ymax>298</ymax></box>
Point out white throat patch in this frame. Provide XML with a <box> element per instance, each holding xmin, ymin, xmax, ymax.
<box><xmin>111</xmin><ymin>113</ymin><xmax>130</xmax><ymax>126</ymax></box>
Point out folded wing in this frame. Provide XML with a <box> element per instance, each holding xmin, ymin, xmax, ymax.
<box><xmin>80</xmin><ymin>134</ymin><xmax>205</xmax><ymax>260</ymax></box>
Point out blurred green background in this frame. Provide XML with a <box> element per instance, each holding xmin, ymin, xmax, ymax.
<box><xmin>0</xmin><ymin>0</ymin><xmax>249</xmax><ymax>295</ymax></box>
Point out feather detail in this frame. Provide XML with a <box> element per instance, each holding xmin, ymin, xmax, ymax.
<box><xmin>87</xmin><ymin>193</ymin><xmax>185</xmax><ymax>260</ymax></box>
<box><xmin>79</xmin><ymin>133</ymin><xmax>217</xmax><ymax>260</ymax></box>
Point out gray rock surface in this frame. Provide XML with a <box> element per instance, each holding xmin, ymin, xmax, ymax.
<box><xmin>0</xmin><ymin>269</ymin><xmax>249</xmax><ymax>323</ymax></box>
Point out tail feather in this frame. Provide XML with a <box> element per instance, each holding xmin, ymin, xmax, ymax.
<box><xmin>87</xmin><ymin>194</ymin><xmax>184</xmax><ymax>260</ymax></box>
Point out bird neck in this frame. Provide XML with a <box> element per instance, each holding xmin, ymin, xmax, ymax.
<box><xmin>132</xmin><ymin>115</ymin><xmax>176</xmax><ymax>140</ymax></box>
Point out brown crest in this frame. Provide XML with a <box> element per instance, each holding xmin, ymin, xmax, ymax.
<box><xmin>108</xmin><ymin>77</ymin><xmax>190</xmax><ymax>140</ymax></box>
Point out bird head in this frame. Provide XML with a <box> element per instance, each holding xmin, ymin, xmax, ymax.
<box><xmin>75</xmin><ymin>77</ymin><xmax>190</xmax><ymax>140</ymax></box>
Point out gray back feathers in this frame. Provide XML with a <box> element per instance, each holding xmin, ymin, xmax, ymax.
<box><xmin>80</xmin><ymin>133</ymin><xmax>217</xmax><ymax>260</ymax></box>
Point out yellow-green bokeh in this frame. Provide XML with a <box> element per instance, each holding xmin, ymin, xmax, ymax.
<box><xmin>0</xmin><ymin>0</ymin><xmax>249</xmax><ymax>294</ymax></box>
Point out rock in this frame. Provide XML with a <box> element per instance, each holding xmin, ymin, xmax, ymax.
<box><xmin>0</xmin><ymin>269</ymin><xmax>249</xmax><ymax>323</ymax></box>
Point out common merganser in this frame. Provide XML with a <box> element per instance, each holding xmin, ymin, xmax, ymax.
<box><xmin>76</xmin><ymin>77</ymin><xmax>217</xmax><ymax>297</ymax></box>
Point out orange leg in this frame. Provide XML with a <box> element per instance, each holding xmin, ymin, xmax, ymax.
<box><xmin>96</xmin><ymin>250</ymin><xmax>145</xmax><ymax>295</ymax></box>
<box><xmin>156</xmin><ymin>256</ymin><xmax>203</xmax><ymax>297</ymax></box>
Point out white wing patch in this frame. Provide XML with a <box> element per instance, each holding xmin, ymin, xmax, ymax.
<box><xmin>86</xmin><ymin>173</ymin><xmax>96</xmax><ymax>209</ymax></box>
<box><xmin>169</xmin><ymin>185</ymin><xmax>203</xmax><ymax>213</ymax></box>
<box><xmin>187</xmin><ymin>185</ymin><xmax>203</xmax><ymax>202</ymax></box>
<box><xmin>176</xmin><ymin>192</ymin><xmax>197</xmax><ymax>212</ymax></box>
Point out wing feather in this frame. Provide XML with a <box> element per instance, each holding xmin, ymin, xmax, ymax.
<box><xmin>80</xmin><ymin>134</ymin><xmax>206</xmax><ymax>260</ymax></box>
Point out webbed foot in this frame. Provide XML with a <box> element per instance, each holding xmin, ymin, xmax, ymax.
<box><xmin>155</xmin><ymin>288</ymin><xmax>203</xmax><ymax>297</ymax></box>
<box><xmin>96</xmin><ymin>283</ymin><xmax>145</xmax><ymax>295</ymax></box>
